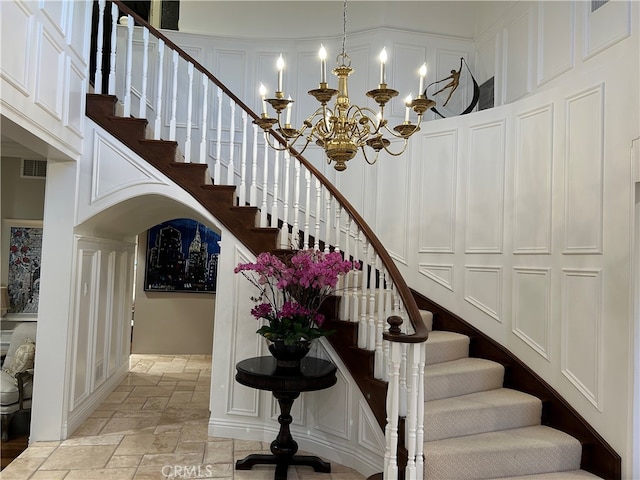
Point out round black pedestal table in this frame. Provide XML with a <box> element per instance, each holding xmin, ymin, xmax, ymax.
<box><xmin>234</xmin><ymin>356</ymin><xmax>337</xmax><ymax>480</ymax></box>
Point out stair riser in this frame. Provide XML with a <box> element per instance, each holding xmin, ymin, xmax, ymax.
<box><xmin>424</xmin><ymin>400</ymin><xmax>541</xmax><ymax>441</ymax></box>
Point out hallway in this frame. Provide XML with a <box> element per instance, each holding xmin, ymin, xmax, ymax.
<box><xmin>1</xmin><ymin>355</ymin><xmax>364</xmax><ymax>479</ymax></box>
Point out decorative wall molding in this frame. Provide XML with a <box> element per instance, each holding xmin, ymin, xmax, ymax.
<box><xmin>583</xmin><ymin>0</ymin><xmax>631</xmax><ymax>60</ymax></box>
<box><xmin>512</xmin><ymin>267</ymin><xmax>551</xmax><ymax>360</ymax></box>
<box><xmin>418</xmin><ymin>263</ymin><xmax>454</xmax><ymax>292</ymax></box>
<box><xmin>502</xmin><ymin>8</ymin><xmax>533</xmax><ymax>103</ymax></box>
<box><xmin>537</xmin><ymin>2</ymin><xmax>575</xmax><ymax>87</ymax></box>
<box><xmin>419</xmin><ymin>130</ymin><xmax>457</xmax><ymax>254</ymax></box>
<box><xmin>464</xmin><ymin>265</ymin><xmax>502</xmax><ymax>322</ymax></box>
<box><xmin>34</xmin><ymin>24</ymin><xmax>65</xmax><ymax>120</ymax></box>
<box><xmin>465</xmin><ymin>120</ymin><xmax>506</xmax><ymax>254</ymax></box>
<box><xmin>561</xmin><ymin>268</ymin><xmax>603</xmax><ymax>410</ymax></box>
<box><xmin>563</xmin><ymin>84</ymin><xmax>604</xmax><ymax>254</ymax></box>
<box><xmin>513</xmin><ymin>104</ymin><xmax>553</xmax><ymax>254</ymax></box>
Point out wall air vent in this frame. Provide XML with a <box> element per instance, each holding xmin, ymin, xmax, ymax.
<box><xmin>21</xmin><ymin>159</ymin><xmax>47</xmax><ymax>179</ymax></box>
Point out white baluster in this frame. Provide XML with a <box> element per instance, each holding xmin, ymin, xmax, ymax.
<box><xmin>184</xmin><ymin>62</ymin><xmax>194</xmax><ymax>163</ymax></box>
<box><xmin>138</xmin><ymin>27</ymin><xmax>149</xmax><ymax>119</ymax></box>
<box><xmin>214</xmin><ymin>87</ymin><xmax>222</xmax><ymax>183</ymax></box>
<box><xmin>271</xmin><ymin>150</ymin><xmax>280</xmax><ymax>228</ymax></box>
<box><xmin>153</xmin><ymin>40</ymin><xmax>165</xmax><ymax>139</ymax></box>
<box><xmin>374</xmin><ymin>264</ymin><xmax>386</xmax><ymax>380</ymax></box>
<box><xmin>123</xmin><ymin>17</ymin><xmax>134</xmax><ymax>117</ymax></box>
<box><xmin>352</xmin><ymin>228</ymin><xmax>361</xmax><ymax>326</ymax></box>
<box><xmin>324</xmin><ymin>189</ymin><xmax>331</xmax><ymax>253</ymax></box>
<box><xmin>303</xmin><ymin>169</ymin><xmax>311</xmax><ymax>249</ymax></box>
<box><xmin>416</xmin><ymin>342</ymin><xmax>426</xmax><ymax>480</ymax></box>
<box><xmin>405</xmin><ymin>343</ymin><xmax>421</xmax><ymax>479</ymax></box>
<box><xmin>94</xmin><ymin>1</ymin><xmax>105</xmax><ymax>94</ymax></box>
<box><xmin>358</xmin><ymin>239</ymin><xmax>369</xmax><ymax>349</ymax></box>
<box><xmin>108</xmin><ymin>3</ymin><xmax>117</xmax><ymax>95</ymax></box>
<box><xmin>260</xmin><ymin>135</ymin><xmax>269</xmax><ymax>227</ymax></box>
<box><xmin>292</xmin><ymin>159</ymin><xmax>301</xmax><ymax>249</ymax></box>
<box><xmin>334</xmin><ymin>204</ymin><xmax>342</xmax><ymax>252</ymax></box>
<box><xmin>227</xmin><ymin>99</ymin><xmax>236</xmax><ymax>185</ymax></box>
<box><xmin>250</xmin><ymin>124</ymin><xmax>258</xmax><ymax>206</ymax></box>
<box><xmin>239</xmin><ymin>110</ymin><xmax>248</xmax><ymax>206</ymax></box>
<box><xmin>399</xmin><ymin>343</ymin><xmax>408</xmax><ymax>417</ymax></box>
<box><xmin>314</xmin><ymin>178</ymin><xmax>322</xmax><ymax>250</ymax></box>
<box><xmin>200</xmin><ymin>76</ymin><xmax>209</xmax><ymax>167</ymax></box>
<box><xmin>341</xmin><ymin>217</ymin><xmax>352</xmax><ymax>321</ymax></box>
<box><xmin>281</xmin><ymin>150</ymin><xmax>291</xmax><ymax>248</ymax></box>
<box><xmin>368</xmin><ymin>252</ymin><xmax>377</xmax><ymax>351</ymax></box>
<box><xmin>169</xmin><ymin>50</ymin><xmax>178</xmax><ymax>141</ymax></box>
<box><xmin>384</xmin><ymin>342</ymin><xmax>401</xmax><ymax>479</ymax></box>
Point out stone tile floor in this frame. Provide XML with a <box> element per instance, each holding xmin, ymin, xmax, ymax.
<box><xmin>1</xmin><ymin>355</ymin><xmax>365</xmax><ymax>480</ymax></box>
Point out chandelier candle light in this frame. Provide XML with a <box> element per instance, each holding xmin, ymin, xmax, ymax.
<box><xmin>254</xmin><ymin>2</ymin><xmax>434</xmax><ymax>172</ymax></box>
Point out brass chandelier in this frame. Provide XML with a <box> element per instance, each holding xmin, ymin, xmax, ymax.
<box><xmin>254</xmin><ymin>1</ymin><xmax>434</xmax><ymax>172</ymax></box>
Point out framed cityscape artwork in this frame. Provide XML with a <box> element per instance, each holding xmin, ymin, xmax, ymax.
<box><xmin>2</xmin><ymin>219</ymin><xmax>43</xmax><ymax>318</ymax></box>
<box><xmin>144</xmin><ymin>218</ymin><xmax>221</xmax><ymax>293</ymax></box>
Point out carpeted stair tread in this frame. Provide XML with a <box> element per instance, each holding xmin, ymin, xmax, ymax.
<box><xmin>492</xmin><ymin>470</ymin><xmax>603</xmax><ymax>479</ymax></box>
<box><xmin>425</xmin><ymin>357</ymin><xmax>505</xmax><ymax>401</ymax></box>
<box><xmin>424</xmin><ymin>425</ymin><xmax>582</xmax><ymax>480</ymax></box>
<box><xmin>420</xmin><ymin>309</ymin><xmax>433</xmax><ymax>331</ymax></box>
<box><xmin>424</xmin><ymin>388</ymin><xmax>542</xmax><ymax>441</ymax></box>
<box><xmin>425</xmin><ymin>330</ymin><xmax>470</xmax><ymax>365</ymax></box>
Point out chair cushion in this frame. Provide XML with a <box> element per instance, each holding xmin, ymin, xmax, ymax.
<box><xmin>4</xmin><ymin>339</ymin><xmax>35</xmax><ymax>375</ymax></box>
<box><xmin>0</xmin><ymin>370</ymin><xmax>19</xmax><ymax>406</ymax></box>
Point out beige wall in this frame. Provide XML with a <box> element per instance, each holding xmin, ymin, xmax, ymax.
<box><xmin>131</xmin><ymin>234</ymin><xmax>215</xmax><ymax>354</ymax></box>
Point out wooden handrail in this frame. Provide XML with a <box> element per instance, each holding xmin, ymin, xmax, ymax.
<box><xmin>112</xmin><ymin>1</ymin><xmax>427</xmax><ymax>343</ymax></box>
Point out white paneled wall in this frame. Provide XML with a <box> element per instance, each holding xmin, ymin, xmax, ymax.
<box><xmin>0</xmin><ymin>0</ymin><xmax>90</xmax><ymax>160</ymax></box>
<box><xmin>65</xmin><ymin>236</ymin><xmax>135</xmax><ymax>435</ymax></box>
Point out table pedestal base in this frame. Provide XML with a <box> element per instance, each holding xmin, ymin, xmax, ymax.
<box><xmin>235</xmin><ymin>454</ymin><xmax>330</xmax><ymax>480</ymax></box>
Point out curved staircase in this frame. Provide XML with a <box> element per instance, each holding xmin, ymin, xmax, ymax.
<box><xmin>84</xmin><ymin>2</ymin><xmax>621</xmax><ymax>476</ymax></box>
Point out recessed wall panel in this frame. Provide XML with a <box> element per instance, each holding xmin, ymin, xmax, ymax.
<box><xmin>564</xmin><ymin>86</ymin><xmax>603</xmax><ymax>254</ymax></box>
<box><xmin>420</xmin><ymin>130</ymin><xmax>457</xmax><ymax>253</ymax></box>
<box><xmin>35</xmin><ymin>26</ymin><xmax>65</xmax><ymax>119</ymax></box>
<box><xmin>418</xmin><ymin>264</ymin><xmax>454</xmax><ymax>292</ymax></box>
<box><xmin>464</xmin><ymin>266</ymin><xmax>502</xmax><ymax>322</ymax></box>
<box><xmin>512</xmin><ymin>267</ymin><xmax>551</xmax><ymax>359</ymax></box>
<box><xmin>465</xmin><ymin>121</ymin><xmax>505</xmax><ymax>253</ymax></box>
<box><xmin>315</xmin><ymin>370</ymin><xmax>350</xmax><ymax>439</ymax></box>
<box><xmin>503</xmin><ymin>9</ymin><xmax>532</xmax><ymax>103</ymax></box>
<box><xmin>584</xmin><ymin>0</ymin><xmax>631</xmax><ymax>59</ymax></box>
<box><xmin>391</xmin><ymin>43</ymin><xmax>427</xmax><ymax>118</ymax></box>
<box><xmin>0</xmin><ymin>1</ymin><xmax>33</xmax><ymax>93</ymax></box>
<box><xmin>537</xmin><ymin>2</ymin><xmax>574</xmax><ymax>86</ymax></box>
<box><xmin>514</xmin><ymin>105</ymin><xmax>553</xmax><ymax>254</ymax></box>
<box><xmin>561</xmin><ymin>269</ymin><xmax>602</xmax><ymax>409</ymax></box>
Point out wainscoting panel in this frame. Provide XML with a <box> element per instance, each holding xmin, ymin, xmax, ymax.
<box><xmin>561</xmin><ymin>268</ymin><xmax>603</xmax><ymax>410</ymax></box>
<box><xmin>564</xmin><ymin>85</ymin><xmax>603</xmax><ymax>254</ymax></box>
<box><xmin>316</xmin><ymin>369</ymin><xmax>351</xmax><ymax>440</ymax></box>
<box><xmin>537</xmin><ymin>2</ymin><xmax>574</xmax><ymax>86</ymax></box>
<box><xmin>376</xmin><ymin>143</ymin><xmax>410</xmax><ymax>264</ymax></box>
<box><xmin>91</xmin><ymin>130</ymin><xmax>166</xmax><ymax>202</ymax></box>
<box><xmin>39</xmin><ymin>0</ymin><xmax>67</xmax><ymax>37</ymax></box>
<box><xmin>71</xmin><ymin>248</ymin><xmax>98</xmax><ymax>410</ymax></box>
<box><xmin>0</xmin><ymin>1</ymin><xmax>33</xmax><ymax>94</ymax></box>
<box><xmin>583</xmin><ymin>0</ymin><xmax>631</xmax><ymax>59</ymax></box>
<box><xmin>502</xmin><ymin>8</ymin><xmax>532</xmax><ymax>103</ymax></box>
<box><xmin>67</xmin><ymin>60</ymin><xmax>86</xmax><ymax>136</ymax></box>
<box><xmin>418</xmin><ymin>263</ymin><xmax>454</xmax><ymax>292</ymax></box>
<box><xmin>390</xmin><ymin>43</ymin><xmax>428</xmax><ymax>118</ymax></box>
<box><xmin>514</xmin><ymin>105</ymin><xmax>553</xmax><ymax>254</ymax></box>
<box><xmin>420</xmin><ymin>130</ymin><xmax>457</xmax><ymax>253</ymax></box>
<box><xmin>512</xmin><ymin>267</ymin><xmax>551</xmax><ymax>359</ymax></box>
<box><xmin>465</xmin><ymin>120</ymin><xmax>505</xmax><ymax>253</ymax></box>
<box><xmin>35</xmin><ymin>24</ymin><xmax>65</xmax><ymax>120</ymax></box>
<box><xmin>464</xmin><ymin>266</ymin><xmax>502</xmax><ymax>322</ymax></box>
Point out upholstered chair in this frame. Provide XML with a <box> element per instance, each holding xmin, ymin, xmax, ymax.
<box><xmin>0</xmin><ymin>322</ymin><xmax>36</xmax><ymax>441</ymax></box>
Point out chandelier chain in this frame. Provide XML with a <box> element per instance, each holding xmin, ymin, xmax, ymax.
<box><xmin>341</xmin><ymin>0</ymin><xmax>347</xmax><ymax>57</ymax></box>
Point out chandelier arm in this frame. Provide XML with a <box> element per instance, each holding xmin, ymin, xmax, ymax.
<box><xmin>264</xmin><ymin>131</ymin><xmax>293</xmax><ymax>151</ymax></box>
<box><xmin>380</xmin><ymin>138</ymin><xmax>410</xmax><ymax>157</ymax></box>
<box><xmin>381</xmin><ymin>121</ymin><xmax>422</xmax><ymax>139</ymax></box>
<box><xmin>360</xmin><ymin>145</ymin><xmax>380</xmax><ymax>165</ymax></box>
